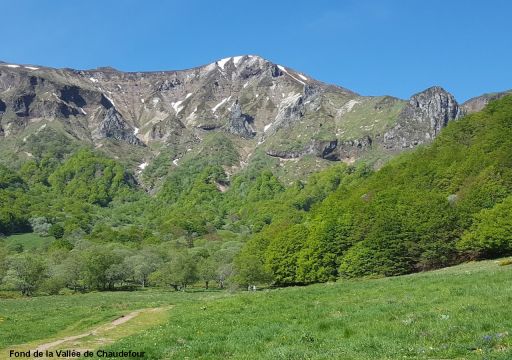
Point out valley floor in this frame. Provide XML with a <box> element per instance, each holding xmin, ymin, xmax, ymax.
<box><xmin>2</xmin><ymin>259</ymin><xmax>512</xmax><ymax>359</ymax></box>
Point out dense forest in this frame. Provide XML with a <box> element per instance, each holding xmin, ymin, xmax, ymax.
<box><xmin>1</xmin><ymin>96</ymin><xmax>511</xmax><ymax>296</ymax></box>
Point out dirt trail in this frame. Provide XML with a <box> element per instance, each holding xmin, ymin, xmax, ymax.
<box><xmin>6</xmin><ymin>306</ymin><xmax>171</xmax><ymax>358</ymax></box>
<box><xmin>35</xmin><ymin>309</ymin><xmax>144</xmax><ymax>352</ymax></box>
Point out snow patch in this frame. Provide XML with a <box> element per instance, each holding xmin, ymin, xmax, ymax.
<box><xmin>89</xmin><ymin>77</ymin><xmax>99</xmax><ymax>83</ymax></box>
<box><xmin>243</xmin><ymin>82</ymin><xmax>249</xmax><ymax>88</ymax></box>
<box><xmin>25</xmin><ymin>66</ymin><xmax>39</xmax><ymax>70</ymax></box>
<box><xmin>212</xmin><ymin>96</ymin><xmax>231</xmax><ymax>112</ymax></box>
<box><xmin>233</xmin><ymin>56</ymin><xmax>244</xmax><ymax>66</ymax></box>
<box><xmin>264</xmin><ymin>123</ymin><xmax>273</xmax><ymax>132</ymax></box>
<box><xmin>4</xmin><ymin>64</ymin><xmax>20</xmax><ymax>68</ymax></box>
<box><xmin>173</xmin><ymin>159</ymin><xmax>179</xmax><ymax>166</ymax></box>
<box><xmin>277</xmin><ymin>65</ymin><xmax>306</xmax><ymax>86</ymax></box>
<box><xmin>298</xmin><ymin>74</ymin><xmax>308</xmax><ymax>81</ymax></box>
<box><xmin>140</xmin><ymin>98</ymin><xmax>145</xmax><ymax>103</ymax></box>
<box><xmin>171</xmin><ymin>100</ymin><xmax>183</xmax><ymax>113</ymax></box>
<box><xmin>138</xmin><ymin>162</ymin><xmax>148</xmax><ymax>170</ymax></box>
<box><xmin>171</xmin><ymin>93</ymin><xmax>192</xmax><ymax>114</ymax></box>
<box><xmin>24</xmin><ymin>152</ymin><xmax>33</xmax><ymax>157</ymax></box>
<box><xmin>133</xmin><ymin>127</ymin><xmax>139</xmax><ymax>135</ymax></box>
<box><xmin>217</xmin><ymin>57</ymin><xmax>231</xmax><ymax>70</ymax></box>
<box><xmin>203</xmin><ymin>62</ymin><xmax>217</xmax><ymax>72</ymax></box>
<box><xmin>80</xmin><ymin>107</ymin><xmax>87</xmax><ymax>115</ymax></box>
<box><xmin>104</xmin><ymin>94</ymin><xmax>116</xmax><ymax>107</ymax></box>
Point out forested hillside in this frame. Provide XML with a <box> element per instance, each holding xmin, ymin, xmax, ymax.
<box><xmin>1</xmin><ymin>96</ymin><xmax>511</xmax><ymax>295</ymax></box>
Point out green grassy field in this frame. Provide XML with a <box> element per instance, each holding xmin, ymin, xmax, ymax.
<box><xmin>1</xmin><ymin>233</ymin><xmax>54</xmax><ymax>251</ymax></box>
<box><xmin>1</xmin><ymin>259</ymin><xmax>511</xmax><ymax>359</ymax></box>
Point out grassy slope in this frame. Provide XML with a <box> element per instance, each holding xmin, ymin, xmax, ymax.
<box><xmin>106</xmin><ymin>259</ymin><xmax>512</xmax><ymax>360</ymax></box>
<box><xmin>1</xmin><ymin>233</ymin><xmax>54</xmax><ymax>251</ymax></box>
<box><xmin>2</xmin><ymin>259</ymin><xmax>511</xmax><ymax>359</ymax></box>
<box><xmin>0</xmin><ymin>290</ymin><xmax>228</xmax><ymax>350</ymax></box>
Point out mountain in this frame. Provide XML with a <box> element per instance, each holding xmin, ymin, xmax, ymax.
<box><xmin>238</xmin><ymin>94</ymin><xmax>512</xmax><ymax>284</ymax></box>
<box><xmin>461</xmin><ymin>89</ymin><xmax>512</xmax><ymax>114</ymax></box>
<box><xmin>0</xmin><ymin>56</ymin><xmax>483</xmax><ymax>187</ymax></box>
<box><xmin>1</xmin><ymin>56</ymin><xmax>511</xmax><ymax>299</ymax></box>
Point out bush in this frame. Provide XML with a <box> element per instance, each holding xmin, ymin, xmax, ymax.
<box><xmin>29</xmin><ymin>217</ymin><xmax>51</xmax><ymax>236</ymax></box>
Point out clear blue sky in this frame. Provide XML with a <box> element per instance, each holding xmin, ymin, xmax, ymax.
<box><xmin>1</xmin><ymin>0</ymin><xmax>510</xmax><ymax>102</ymax></box>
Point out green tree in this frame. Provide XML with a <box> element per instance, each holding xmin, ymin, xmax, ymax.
<box><xmin>198</xmin><ymin>257</ymin><xmax>217</xmax><ymax>289</ymax></box>
<box><xmin>49</xmin><ymin>223</ymin><xmax>65</xmax><ymax>239</ymax></box>
<box><xmin>234</xmin><ymin>253</ymin><xmax>271</xmax><ymax>288</ymax></box>
<box><xmin>3</xmin><ymin>254</ymin><xmax>47</xmax><ymax>296</ymax></box>
<box><xmin>150</xmin><ymin>253</ymin><xmax>198</xmax><ymax>290</ymax></box>
<box><xmin>458</xmin><ymin>196</ymin><xmax>512</xmax><ymax>257</ymax></box>
<box><xmin>29</xmin><ymin>217</ymin><xmax>51</xmax><ymax>236</ymax></box>
<box><xmin>265</xmin><ymin>224</ymin><xmax>308</xmax><ymax>285</ymax></box>
<box><xmin>124</xmin><ymin>252</ymin><xmax>161</xmax><ymax>288</ymax></box>
<box><xmin>82</xmin><ymin>247</ymin><xmax>122</xmax><ymax>290</ymax></box>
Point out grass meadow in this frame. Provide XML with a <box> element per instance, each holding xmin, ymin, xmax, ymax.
<box><xmin>2</xmin><ymin>233</ymin><xmax>54</xmax><ymax>252</ymax></box>
<box><xmin>1</xmin><ymin>259</ymin><xmax>511</xmax><ymax>359</ymax></box>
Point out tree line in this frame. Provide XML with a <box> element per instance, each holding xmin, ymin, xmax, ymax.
<box><xmin>1</xmin><ymin>96</ymin><xmax>512</xmax><ymax>295</ymax></box>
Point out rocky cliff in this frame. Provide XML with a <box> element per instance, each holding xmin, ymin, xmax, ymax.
<box><xmin>0</xmin><ymin>56</ymin><xmax>494</xmax><ymax>184</ymax></box>
<box><xmin>383</xmin><ymin>87</ymin><xmax>460</xmax><ymax>150</ymax></box>
<box><xmin>461</xmin><ymin>90</ymin><xmax>512</xmax><ymax>114</ymax></box>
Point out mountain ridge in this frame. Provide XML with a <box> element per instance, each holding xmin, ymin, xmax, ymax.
<box><xmin>0</xmin><ymin>55</ymin><xmax>506</xmax><ymax>187</ymax></box>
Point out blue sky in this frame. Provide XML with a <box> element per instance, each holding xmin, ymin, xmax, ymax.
<box><xmin>1</xmin><ymin>0</ymin><xmax>510</xmax><ymax>102</ymax></box>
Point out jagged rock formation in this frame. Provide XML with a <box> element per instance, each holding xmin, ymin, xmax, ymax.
<box><xmin>336</xmin><ymin>136</ymin><xmax>372</xmax><ymax>162</ymax></box>
<box><xmin>225</xmin><ymin>101</ymin><xmax>255</xmax><ymax>138</ymax></box>
<box><xmin>0</xmin><ymin>56</ymin><xmax>500</xmax><ymax>182</ymax></box>
<box><xmin>94</xmin><ymin>107</ymin><xmax>144</xmax><ymax>146</ymax></box>
<box><xmin>383</xmin><ymin>87</ymin><xmax>459</xmax><ymax>150</ymax></box>
<box><xmin>266</xmin><ymin>139</ymin><xmax>337</xmax><ymax>159</ymax></box>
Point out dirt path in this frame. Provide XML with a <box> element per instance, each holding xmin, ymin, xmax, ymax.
<box><xmin>35</xmin><ymin>309</ymin><xmax>144</xmax><ymax>352</ymax></box>
<box><xmin>7</xmin><ymin>306</ymin><xmax>171</xmax><ymax>358</ymax></box>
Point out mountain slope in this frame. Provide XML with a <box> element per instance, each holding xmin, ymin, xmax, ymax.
<box><xmin>0</xmin><ymin>57</ymin><xmax>464</xmax><ymax>186</ymax></box>
<box><xmin>236</xmin><ymin>95</ymin><xmax>512</xmax><ymax>284</ymax></box>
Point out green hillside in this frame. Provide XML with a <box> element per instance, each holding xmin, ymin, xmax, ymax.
<box><xmin>240</xmin><ymin>95</ymin><xmax>512</xmax><ymax>285</ymax></box>
<box><xmin>0</xmin><ymin>96</ymin><xmax>511</xmax><ymax>297</ymax></box>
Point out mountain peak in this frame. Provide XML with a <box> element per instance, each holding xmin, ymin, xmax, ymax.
<box><xmin>0</xmin><ymin>57</ymin><xmax>489</xmax><ymax>183</ymax></box>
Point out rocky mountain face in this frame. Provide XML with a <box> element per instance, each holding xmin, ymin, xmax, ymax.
<box><xmin>0</xmin><ymin>56</ymin><xmax>492</xmax><ymax>185</ymax></box>
<box><xmin>461</xmin><ymin>90</ymin><xmax>512</xmax><ymax>114</ymax></box>
<box><xmin>383</xmin><ymin>87</ymin><xmax>460</xmax><ymax>150</ymax></box>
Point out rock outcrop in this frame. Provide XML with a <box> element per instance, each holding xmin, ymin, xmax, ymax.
<box><xmin>94</xmin><ymin>107</ymin><xmax>145</xmax><ymax>146</ymax></box>
<box><xmin>461</xmin><ymin>90</ymin><xmax>512</xmax><ymax>115</ymax></box>
<box><xmin>267</xmin><ymin>139</ymin><xmax>339</xmax><ymax>159</ymax></box>
<box><xmin>0</xmin><ymin>58</ymin><xmax>498</xmax><ymax>181</ymax></box>
<box><xmin>225</xmin><ymin>101</ymin><xmax>255</xmax><ymax>138</ymax></box>
<box><xmin>383</xmin><ymin>87</ymin><xmax>459</xmax><ymax>150</ymax></box>
<box><xmin>336</xmin><ymin>136</ymin><xmax>372</xmax><ymax>161</ymax></box>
